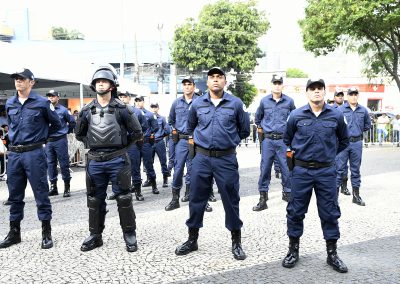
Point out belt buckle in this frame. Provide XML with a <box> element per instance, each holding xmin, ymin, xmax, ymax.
<box><xmin>272</xmin><ymin>134</ymin><xmax>278</xmax><ymax>139</ymax></box>
<box><xmin>308</xmin><ymin>162</ymin><xmax>316</xmax><ymax>168</ymax></box>
<box><xmin>14</xmin><ymin>145</ymin><xmax>24</xmax><ymax>153</ymax></box>
<box><xmin>210</xmin><ymin>150</ymin><xmax>217</xmax><ymax>157</ymax></box>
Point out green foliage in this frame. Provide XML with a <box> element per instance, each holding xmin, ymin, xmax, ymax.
<box><xmin>286</xmin><ymin>68</ymin><xmax>308</xmax><ymax>78</ymax></box>
<box><xmin>51</xmin><ymin>26</ymin><xmax>85</xmax><ymax>40</ymax></box>
<box><xmin>228</xmin><ymin>75</ymin><xmax>258</xmax><ymax>107</ymax></box>
<box><xmin>299</xmin><ymin>0</ymin><xmax>400</xmax><ymax>90</ymax></box>
<box><xmin>170</xmin><ymin>0</ymin><xmax>269</xmax><ymax>103</ymax></box>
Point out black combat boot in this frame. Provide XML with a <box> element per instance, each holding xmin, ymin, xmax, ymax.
<box><xmin>63</xmin><ymin>182</ymin><xmax>71</xmax><ymax>198</ymax></box>
<box><xmin>282</xmin><ymin>237</ymin><xmax>300</xmax><ymax>268</ymax></box>
<box><xmin>81</xmin><ymin>196</ymin><xmax>105</xmax><ymax>252</ymax></box>
<box><xmin>142</xmin><ymin>179</ymin><xmax>151</xmax><ymax>187</ymax></box>
<box><xmin>326</xmin><ymin>240</ymin><xmax>348</xmax><ymax>273</ymax></box>
<box><xmin>181</xmin><ymin>184</ymin><xmax>190</xmax><ymax>202</ymax></box>
<box><xmin>175</xmin><ymin>228</ymin><xmax>199</xmax><ymax>255</ymax></box>
<box><xmin>205</xmin><ymin>202</ymin><xmax>213</xmax><ymax>212</ymax></box>
<box><xmin>282</xmin><ymin>190</ymin><xmax>291</xmax><ymax>202</ymax></box>
<box><xmin>150</xmin><ymin>178</ymin><xmax>159</xmax><ymax>194</ymax></box>
<box><xmin>41</xmin><ymin>220</ymin><xmax>53</xmax><ymax>249</ymax></box>
<box><xmin>165</xmin><ymin>188</ymin><xmax>180</xmax><ymax>211</ymax></box>
<box><xmin>48</xmin><ymin>182</ymin><xmax>59</xmax><ymax>196</ymax></box>
<box><xmin>340</xmin><ymin>176</ymin><xmax>351</xmax><ymax>195</ymax></box>
<box><xmin>162</xmin><ymin>175</ymin><xmax>169</xmax><ymax>188</ymax></box>
<box><xmin>231</xmin><ymin>230</ymin><xmax>246</xmax><ymax>260</ymax></box>
<box><xmin>252</xmin><ymin>192</ymin><xmax>268</xmax><ymax>211</ymax></box>
<box><xmin>0</xmin><ymin>221</ymin><xmax>21</xmax><ymax>249</ymax></box>
<box><xmin>208</xmin><ymin>190</ymin><xmax>217</xmax><ymax>202</ymax></box>
<box><xmin>352</xmin><ymin>187</ymin><xmax>365</xmax><ymax>206</ymax></box>
<box><xmin>116</xmin><ymin>193</ymin><xmax>138</xmax><ymax>252</ymax></box>
<box><xmin>132</xmin><ymin>183</ymin><xmax>144</xmax><ymax>201</ymax></box>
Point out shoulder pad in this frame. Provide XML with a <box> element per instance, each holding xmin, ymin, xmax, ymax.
<box><xmin>82</xmin><ymin>100</ymin><xmax>96</xmax><ymax>111</ymax></box>
<box><xmin>110</xmin><ymin>98</ymin><xmax>126</xmax><ymax>108</ymax></box>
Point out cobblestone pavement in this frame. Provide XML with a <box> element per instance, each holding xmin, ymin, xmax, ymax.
<box><xmin>0</xmin><ymin>146</ymin><xmax>399</xmax><ymax>283</ymax></box>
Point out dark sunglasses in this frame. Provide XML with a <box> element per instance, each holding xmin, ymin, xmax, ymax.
<box><xmin>14</xmin><ymin>76</ymin><xmax>27</xmax><ymax>81</ymax></box>
<box><xmin>348</xmin><ymin>93</ymin><xmax>358</xmax><ymax>96</ymax></box>
<box><xmin>308</xmin><ymin>86</ymin><xmax>324</xmax><ymax>91</ymax></box>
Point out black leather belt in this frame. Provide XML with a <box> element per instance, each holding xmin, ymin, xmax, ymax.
<box><xmin>9</xmin><ymin>142</ymin><xmax>44</xmax><ymax>153</ymax></box>
<box><xmin>179</xmin><ymin>134</ymin><xmax>190</xmax><ymax>139</ymax></box>
<box><xmin>349</xmin><ymin>135</ymin><xmax>363</xmax><ymax>142</ymax></box>
<box><xmin>47</xmin><ymin>134</ymin><xmax>67</xmax><ymax>142</ymax></box>
<box><xmin>294</xmin><ymin>158</ymin><xmax>333</xmax><ymax>169</ymax></box>
<box><xmin>88</xmin><ymin>148</ymin><xmax>127</xmax><ymax>162</ymax></box>
<box><xmin>195</xmin><ymin>145</ymin><xmax>236</xmax><ymax>158</ymax></box>
<box><xmin>264</xmin><ymin>132</ymin><xmax>283</xmax><ymax>140</ymax></box>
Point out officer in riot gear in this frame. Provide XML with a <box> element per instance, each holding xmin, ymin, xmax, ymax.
<box><xmin>75</xmin><ymin>67</ymin><xmax>143</xmax><ymax>252</ymax></box>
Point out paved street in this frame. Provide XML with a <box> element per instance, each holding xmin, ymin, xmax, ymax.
<box><xmin>0</xmin><ymin>145</ymin><xmax>399</xmax><ymax>283</ymax></box>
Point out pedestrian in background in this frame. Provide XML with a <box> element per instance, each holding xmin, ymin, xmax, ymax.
<box><xmin>150</xmin><ymin>102</ymin><xmax>171</xmax><ymax>188</ymax></box>
<box><xmin>336</xmin><ymin>87</ymin><xmax>371</xmax><ymax>205</ymax></box>
<box><xmin>75</xmin><ymin>67</ymin><xmax>142</xmax><ymax>252</ymax></box>
<box><xmin>391</xmin><ymin>114</ymin><xmax>400</xmax><ymax>147</ymax></box>
<box><xmin>0</xmin><ymin>68</ymin><xmax>61</xmax><ymax>250</ymax></box>
<box><xmin>377</xmin><ymin>113</ymin><xmax>390</xmax><ymax>146</ymax></box>
<box><xmin>175</xmin><ymin>67</ymin><xmax>250</xmax><ymax>260</ymax></box>
<box><xmin>253</xmin><ymin>74</ymin><xmax>295</xmax><ymax>212</ymax></box>
<box><xmin>282</xmin><ymin>79</ymin><xmax>349</xmax><ymax>273</ymax></box>
<box><xmin>46</xmin><ymin>90</ymin><xmax>76</xmax><ymax>198</ymax></box>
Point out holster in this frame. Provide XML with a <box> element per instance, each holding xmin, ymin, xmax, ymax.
<box><xmin>286</xmin><ymin>149</ymin><xmax>295</xmax><ymax>171</ymax></box>
<box><xmin>172</xmin><ymin>129</ymin><xmax>179</xmax><ymax>143</ymax></box>
<box><xmin>257</xmin><ymin>127</ymin><xmax>264</xmax><ymax>143</ymax></box>
<box><xmin>188</xmin><ymin>137</ymin><xmax>195</xmax><ymax>159</ymax></box>
<box><xmin>136</xmin><ymin>139</ymin><xmax>144</xmax><ymax>148</ymax></box>
<box><xmin>149</xmin><ymin>134</ymin><xmax>155</xmax><ymax>145</ymax></box>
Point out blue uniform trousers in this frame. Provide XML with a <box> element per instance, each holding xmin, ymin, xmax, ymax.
<box><xmin>258</xmin><ymin>138</ymin><xmax>291</xmax><ymax>193</ymax></box>
<box><xmin>172</xmin><ymin>139</ymin><xmax>191</xmax><ymax>191</ymax></box>
<box><xmin>87</xmin><ymin>154</ymin><xmax>130</xmax><ymax>214</ymax></box>
<box><xmin>167</xmin><ymin>138</ymin><xmax>175</xmax><ymax>172</ymax></box>
<box><xmin>142</xmin><ymin>142</ymin><xmax>156</xmax><ymax>179</ymax></box>
<box><xmin>45</xmin><ymin>137</ymin><xmax>71</xmax><ymax>183</ymax></box>
<box><xmin>128</xmin><ymin>143</ymin><xmax>142</xmax><ymax>186</ymax></box>
<box><xmin>186</xmin><ymin>153</ymin><xmax>242</xmax><ymax>231</ymax></box>
<box><xmin>336</xmin><ymin>140</ymin><xmax>363</xmax><ymax>188</ymax></box>
<box><xmin>7</xmin><ymin>148</ymin><xmax>52</xmax><ymax>221</ymax></box>
<box><xmin>287</xmin><ymin>165</ymin><xmax>341</xmax><ymax>240</ymax></box>
<box><xmin>152</xmin><ymin>140</ymin><xmax>168</xmax><ymax>175</ymax></box>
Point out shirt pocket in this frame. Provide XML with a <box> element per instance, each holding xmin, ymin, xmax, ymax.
<box><xmin>219</xmin><ymin>107</ymin><xmax>235</xmax><ymax>127</ymax></box>
<box><xmin>279</xmin><ymin>107</ymin><xmax>290</xmax><ymax>122</ymax></box>
<box><xmin>321</xmin><ymin>119</ymin><xmax>337</xmax><ymax>137</ymax></box>
<box><xmin>263</xmin><ymin>107</ymin><xmax>273</xmax><ymax>120</ymax></box>
<box><xmin>296</xmin><ymin>119</ymin><xmax>313</xmax><ymax>136</ymax></box>
<box><xmin>198</xmin><ymin>107</ymin><xmax>211</xmax><ymax>126</ymax></box>
<box><xmin>25</xmin><ymin>107</ymin><xmax>42</xmax><ymax>123</ymax></box>
<box><xmin>8</xmin><ymin>108</ymin><xmax>20</xmax><ymax>127</ymax></box>
<box><xmin>175</xmin><ymin>107</ymin><xmax>186</xmax><ymax>121</ymax></box>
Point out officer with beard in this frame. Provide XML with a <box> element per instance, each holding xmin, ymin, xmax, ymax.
<box><xmin>75</xmin><ymin>67</ymin><xmax>143</xmax><ymax>252</ymax></box>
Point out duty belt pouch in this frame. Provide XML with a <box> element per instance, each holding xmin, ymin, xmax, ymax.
<box><xmin>149</xmin><ymin>134</ymin><xmax>155</xmax><ymax>145</ymax></box>
<box><xmin>172</xmin><ymin>129</ymin><xmax>179</xmax><ymax>143</ymax></box>
<box><xmin>188</xmin><ymin>137</ymin><xmax>195</xmax><ymax>159</ymax></box>
<box><xmin>286</xmin><ymin>150</ymin><xmax>295</xmax><ymax>171</ymax></box>
<box><xmin>136</xmin><ymin>139</ymin><xmax>144</xmax><ymax>148</ymax></box>
<box><xmin>257</xmin><ymin>127</ymin><xmax>264</xmax><ymax>143</ymax></box>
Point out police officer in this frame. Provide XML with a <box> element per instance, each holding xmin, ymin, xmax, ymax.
<box><xmin>175</xmin><ymin>67</ymin><xmax>250</xmax><ymax>260</ymax></box>
<box><xmin>336</xmin><ymin>87</ymin><xmax>371</xmax><ymax>206</ymax></box>
<box><xmin>112</xmin><ymin>91</ymin><xmax>148</xmax><ymax>202</ymax></box>
<box><xmin>134</xmin><ymin>96</ymin><xmax>159</xmax><ymax>194</ymax></box>
<box><xmin>282</xmin><ymin>79</ymin><xmax>349</xmax><ymax>273</ymax></box>
<box><xmin>165</xmin><ymin>76</ymin><xmax>212</xmax><ymax>212</ymax></box>
<box><xmin>253</xmin><ymin>75</ymin><xmax>295</xmax><ymax>211</ymax></box>
<box><xmin>75</xmin><ymin>67</ymin><xmax>142</xmax><ymax>252</ymax></box>
<box><xmin>0</xmin><ymin>68</ymin><xmax>61</xmax><ymax>249</ymax></box>
<box><xmin>333</xmin><ymin>89</ymin><xmax>350</xmax><ymax>195</ymax></box>
<box><xmin>150</xmin><ymin>103</ymin><xmax>171</xmax><ymax>187</ymax></box>
<box><xmin>46</xmin><ymin>90</ymin><xmax>76</xmax><ymax>197</ymax></box>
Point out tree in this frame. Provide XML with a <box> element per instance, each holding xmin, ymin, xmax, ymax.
<box><xmin>299</xmin><ymin>0</ymin><xmax>400</xmax><ymax>91</ymax></box>
<box><xmin>170</xmin><ymin>0</ymin><xmax>269</xmax><ymax>105</ymax></box>
<box><xmin>286</xmin><ymin>68</ymin><xmax>308</xmax><ymax>78</ymax></box>
<box><xmin>51</xmin><ymin>26</ymin><xmax>85</xmax><ymax>40</ymax></box>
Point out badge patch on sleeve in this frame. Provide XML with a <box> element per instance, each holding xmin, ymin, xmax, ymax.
<box><xmin>50</xmin><ymin>104</ymin><xmax>55</xmax><ymax>111</ymax></box>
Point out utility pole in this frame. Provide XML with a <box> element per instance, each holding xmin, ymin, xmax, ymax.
<box><xmin>133</xmin><ymin>33</ymin><xmax>140</xmax><ymax>84</ymax></box>
<box><xmin>157</xmin><ymin>23</ymin><xmax>164</xmax><ymax>95</ymax></box>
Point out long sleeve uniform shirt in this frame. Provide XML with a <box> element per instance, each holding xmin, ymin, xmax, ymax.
<box><xmin>338</xmin><ymin>102</ymin><xmax>371</xmax><ymax>137</ymax></box>
<box><xmin>168</xmin><ymin>94</ymin><xmax>199</xmax><ymax>134</ymax></box>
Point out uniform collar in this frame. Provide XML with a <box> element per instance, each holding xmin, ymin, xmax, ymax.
<box><xmin>267</xmin><ymin>93</ymin><xmax>286</xmax><ymax>101</ymax></box>
<box><xmin>304</xmin><ymin>102</ymin><xmax>330</xmax><ymax>113</ymax></box>
<box><xmin>203</xmin><ymin>91</ymin><xmax>231</xmax><ymax>102</ymax></box>
<box><xmin>12</xmin><ymin>90</ymin><xmax>39</xmax><ymax>103</ymax></box>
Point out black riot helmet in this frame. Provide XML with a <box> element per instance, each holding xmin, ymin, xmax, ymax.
<box><xmin>90</xmin><ymin>67</ymin><xmax>119</xmax><ymax>95</ymax></box>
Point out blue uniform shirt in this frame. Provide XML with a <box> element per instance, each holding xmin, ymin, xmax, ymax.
<box><xmin>168</xmin><ymin>94</ymin><xmax>199</xmax><ymax>134</ymax></box>
<box><xmin>6</xmin><ymin>91</ymin><xmax>62</xmax><ymax>145</ymax></box>
<box><xmin>255</xmin><ymin>94</ymin><xmax>295</xmax><ymax>133</ymax></box>
<box><xmin>50</xmin><ymin>103</ymin><xmax>76</xmax><ymax>137</ymax></box>
<box><xmin>338</xmin><ymin>102</ymin><xmax>371</xmax><ymax>137</ymax></box>
<box><xmin>154</xmin><ymin>114</ymin><xmax>171</xmax><ymax>140</ymax></box>
<box><xmin>284</xmin><ymin>103</ymin><xmax>349</xmax><ymax>163</ymax></box>
<box><xmin>130</xmin><ymin>105</ymin><xmax>148</xmax><ymax>133</ymax></box>
<box><xmin>137</xmin><ymin>107</ymin><xmax>158</xmax><ymax>138</ymax></box>
<box><xmin>187</xmin><ymin>92</ymin><xmax>250</xmax><ymax>150</ymax></box>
